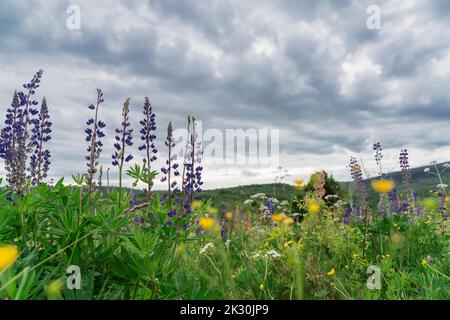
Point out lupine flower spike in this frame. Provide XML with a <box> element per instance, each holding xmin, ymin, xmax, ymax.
<box><xmin>161</xmin><ymin>121</ymin><xmax>180</xmax><ymax>207</ymax></box>
<box><xmin>85</xmin><ymin>89</ymin><xmax>106</xmax><ymax>200</ymax></box>
<box><xmin>112</xmin><ymin>97</ymin><xmax>133</xmax><ymax>189</ymax></box>
<box><xmin>29</xmin><ymin>97</ymin><xmax>52</xmax><ymax>185</ymax></box>
<box><xmin>138</xmin><ymin>97</ymin><xmax>157</xmax><ymax>198</ymax></box>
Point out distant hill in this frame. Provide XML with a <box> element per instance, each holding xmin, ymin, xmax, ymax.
<box><xmin>120</xmin><ymin>162</ymin><xmax>450</xmax><ymax>210</ymax></box>
<box><xmin>341</xmin><ymin>161</ymin><xmax>450</xmax><ymax>198</ymax></box>
<box><xmin>134</xmin><ymin>183</ymin><xmax>297</xmax><ymax>210</ymax></box>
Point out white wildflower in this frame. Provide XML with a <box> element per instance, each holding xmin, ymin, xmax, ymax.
<box><xmin>252</xmin><ymin>253</ymin><xmax>261</xmax><ymax>259</ymax></box>
<box><xmin>250</xmin><ymin>193</ymin><xmax>266</xmax><ymax>199</ymax></box>
<box><xmin>199</xmin><ymin>243</ymin><xmax>215</xmax><ymax>255</ymax></box>
<box><xmin>437</xmin><ymin>183</ymin><xmax>448</xmax><ymax>189</ymax></box>
<box><xmin>264</xmin><ymin>250</ymin><xmax>281</xmax><ymax>259</ymax></box>
<box><xmin>243</xmin><ymin>199</ymin><xmax>254</xmax><ymax>205</ymax></box>
<box><xmin>424</xmin><ymin>168</ymin><xmax>430</xmax><ymax>173</ymax></box>
<box><xmin>225</xmin><ymin>240</ymin><xmax>231</xmax><ymax>247</ymax></box>
<box><xmin>443</xmin><ymin>163</ymin><xmax>450</xmax><ymax>168</ymax></box>
<box><xmin>334</xmin><ymin>200</ymin><xmax>347</xmax><ymax>208</ymax></box>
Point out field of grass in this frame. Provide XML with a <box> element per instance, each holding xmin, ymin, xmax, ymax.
<box><xmin>0</xmin><ymin>71</ymin><xmax>448</xmax><ymax>300</ymax></box>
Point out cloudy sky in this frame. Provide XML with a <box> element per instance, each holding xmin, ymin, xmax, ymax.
<box><xmin>1</xmin><ymin>0</ymin><xmax>450</xmax><ymax>189</ymax></box>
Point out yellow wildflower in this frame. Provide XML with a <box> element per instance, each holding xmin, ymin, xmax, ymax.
<box><xmin>307</xmin><ymin>201</ymin><xmax>320</xmax><ymax>214</ymax></box>
<box><xmin>176</xmin><ymin>244</ymin><xmax>186</xmax><ymax>255</ymax></box>
<box><xmin>198</xmin><ymin>217</ymin><xmax>215</xmax><ymax>230</ymax></box>
<box><xmin>283</xmin><ymin>217</ymin><xmax>294</xmax><ymax>226</ymax></box>
<box><xmin>264</xmin><ymin>241</ymin><xmax>269</xmax><ymax>247</ymax></box>
<box><xmin>371</xmin><ymin>179</ymin><xmax>395</xmax><ymax>193</ymax></box>
<box><xmin>272</xmin><ymin>213</ymin><xmax>286</xmax><ymax>223</ymax></box>
<box><xmin>297</xmin><ymin>242</ymin><xmax>304</xmax><ymax>249</ymax></box>
<box><xmin>327</xmin><ymin>268</ymin><xmax>335</xmax><ymax>276</ymax></box>
<box><xmin>0</xmin><ymin>244</ymin><xmax>19</xmax><ymax>271</ymax></box>
<box><xmin>421</xmin><ymin>259</ymin><xmax>428</xmax><ymax>266</ymax></box>
<box><xmin>259</xmin><ymin>283</ymin><xmax>265</xmax><ymax>290</ymax></box>
<box><xmin>191</xmin><ymin>201</ymin><xmax>202</xmax><ymax>210</ymax></box>
<box><xmin>284</xmin><ymin>240</ymin><xmax>294</xmax><ymax>248</ymax></box>
<box><xmin>294</xmin><ymin>179</ymin><xmax>304</xmax><ymax>189</ymax></box>
<box><xmin>225</xmin><ymin>212</ymin><xmax>233</xmax><ymax>220</ymax></box>
<box><xmin>46</xmin><ymin>279</ymin><xmax>64</xmax><ymax>300</ymax></box>
<box><xmin>207</xmin><ymin>207</ymin><xmax>218</xmax><ymax>215</ymax></box>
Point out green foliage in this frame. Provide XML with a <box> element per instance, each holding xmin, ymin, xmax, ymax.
<box><xmin>0</xmin><ymin>168</ymin><xmax>448</xmax><ymax>300</ymax></box>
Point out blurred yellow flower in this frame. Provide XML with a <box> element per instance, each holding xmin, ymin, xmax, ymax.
<box><xmin>297</xmin><ymin>243</ymin><xmax>304</xmax><ymax>249</ymax></box>
<box><xmin>264</xmin><ymin>241</ymin><xmax>269</xmax><ymax>247</ymax></box>
<box><xmin>46</xmin><ymin>279</ymin><xmax>64</xmax><ymax>300</ymax></box>
<box><xmin>284</xmin><ymin>240</ymin><xmax>294</xmax><ymax>248</ymax></box>
<box><xmin>326</xmin><ymin>268</ymin><xmax>335</xmax><ymax>276</ymax></box>
<box><xmin>272</xmin><ymin>213</ymin><xmax>286</xmax><ymax>223</ymax></box>
<box><xmin>307</xmin><ymin>201</ymin><xmax>320</xmax><ymax>214</ymax></box>
<box><xmin>199</xmin><ymin>217</ymin><xmax>215</xmax><ymax>230</ymax></box>
<box><xmin>176</xmin><ymin>244</ymin><xmax>186</xmax><ymax>255</ymax></box>
<box><xmin>225</xmin><ymin>212</ymin><xmax>233</xmax><ymax>220</ymax></box>
<box><xmin>191</xmin><ymin>201</ymin><xmax>202</xmax><ymax>209</ymax></box>
<box><xmin>259</xmin><ymin>283</ymin><xmax>265</xmax><ymax>290</ymax></box>
<box><xmin>371</xmin><ymin>179</ymin><xmax>395</xmax><ymax>193</ymax></box>
<box><xmin>0</xmin><ymin>244</ymin><xmax>19</xmax><ymax>271</ymax></box>
<box><xmin>421</xmin><ymin>259</ymin><xmax>428</xmax><ymax>266</ymax></box>
<box><xmin>207</xmin><ymin>207</ymin><xmax>218</xmax><ymax>215</ymax></box>
<box><xmin>283</xmin><ymin>217</ymin><xmax>294</xmax><ymax>226</ymax></box>
<box><xmin>390</xmin><ymin>232</ymin><xmax>404</xmax><ymax>246</ymax></box>
<box><xmin>294</xmin><ymin>179</ymin><xmax>304</xmax><ymax>189</ymax></box>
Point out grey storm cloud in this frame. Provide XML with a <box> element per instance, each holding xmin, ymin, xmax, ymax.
<box><xmin>1</xmin><ymin>0</ymin><xmax>450</xmax><ymax>188</ymax></box>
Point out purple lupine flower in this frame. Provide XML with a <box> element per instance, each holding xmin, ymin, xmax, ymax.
<box><xmin>343</xmin><ymin>206</ymin><xmax>352</xmax><ymax>224</ymax></box>
<box><xmin>138</xmin><ymin>97</ymin><xmax>158</xmax><ymax>197</ymax></box>
<box><xmin>349</xmin><ymin>156</ymin><xmax>368</xmax><ymax>219</ymax></box>
<box><xmin>399</xmin><ymin>149</ymin><xmax>411</xmax><ymax>185</ymax></box>
<box><xmin>399</xmin><ymin>201</ymin><xmax>409</xmax><ymax>213</ymax></box>
<box><xmin>22</xmin><ymin>70</ymin><xmax>44</xmax><ymax>155</ymax></box>
<box><xmin>86</xmin><ymin>89</ymin><xmax>106</xmax><ymax>197</ymax></box>
<box><xmin>373</xmin><ymin>142</ymin><xmax>383</xmax><ymax>176</ymax></box>
<box><xmin>266</xmin><ymin>198</ymin><xmax>275</xmax><ymax>215</ymax></box>
<box><xmin>112</xmin><ymin>97</ymin><xmax>133</xmax><ymax>189</ymax></box>
<box><xmin>29</xmin><ymin>97</ymin><xmax>52</xmax><ymax>185</ymax></box>
<box><xmin>130</xmin><ymin>191</ymin><xmax>139</xmax><ymax>208</ymax></box>
<box><xmin>0</xmin><ymin>90</ymin><xmax>27</xmax><ymax>193</ymax></box>
<box><xmin>389</xmin><ymin>188</ymin><xmax>400</xmax><ymax>213</ymax></box>
<box><xmin>161</xmin><ymin>121</ymin><xmax>180</xmax><ymax>206</ymax></box>
<box><xmin>0</xmin><ymin>70</ymin><xmax>44</xmax><ymax>194</ymax></box>
<box><xmin>181</xmin><ymin>117</ymin><xmax>203</xmax><ymax>207</ymax></box>
<box><xmin>168</xmin><ymin>209</ymin><xmax>177</xmax><ymax>218</ymax></box>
